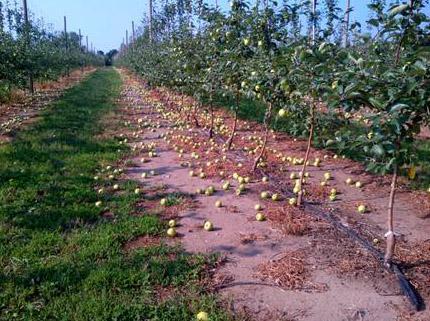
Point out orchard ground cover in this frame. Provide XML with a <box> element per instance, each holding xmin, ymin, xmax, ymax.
<box><xmin>0</xmin><ymin>68</ymin><xmax>234</xmax><ymax>321</ymax></box>
<box><xmin>117</xmin><ymin>68</ymin><xmax>429</xmax><ymax>321</ymax></box>
<box><xmin>0</xmin><ymin>68</ymin><xmax>96</xmax><ymax>144</ymax></box>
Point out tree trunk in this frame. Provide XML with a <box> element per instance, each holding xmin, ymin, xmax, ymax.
<box><xmin>253</xmin><ymin>102</ymin><xmax>272</xmax><ymax>171</ymax></box>
<box><xmin>226</xmin><ymin>92</ymin><xmax>240</xmax><ymax>150</ymax></box>
<box><xmin>193</xmin><ymin>102</ymin><xmax>200</xmax><ymax>127</ymax></box>
<box><xmin>297</xmin><ymin>100</ymin><xmax>315</xmax><ymax>206</ymax></box>
<box><xmin>209</xmin><ymin>91</ymin><xmax>214</xmax><ymax>138</ymax></box>
<box><xmin>384</xmin><ymin>164</ymin><xmax>398</xmax><ymax>268</ymax></box>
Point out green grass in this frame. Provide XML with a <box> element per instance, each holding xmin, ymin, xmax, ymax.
<box><xmin>0</xmin><ymin>69</ymin><xmax>233</xmax><ymax>321</ymax></box>
<box><xmin>208</xmin><ymin>92</ymin><xmax>430</xmax><ymax>190</ymax></box>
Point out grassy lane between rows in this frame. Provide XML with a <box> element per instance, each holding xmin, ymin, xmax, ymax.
<box><xmin>0</xmin><ymin>69</ymin><xmax>232</xmax><ymax>321</ymax></box>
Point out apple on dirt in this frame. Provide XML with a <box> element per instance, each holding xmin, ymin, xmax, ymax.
<box><xmin>262</xmin><ymin>176</ymin><xmax>269</xmax><ymax>183</ymax></box>
<box><xmin>288</xmin><ymin>197</ymin><xmax>297</xmax><ymax>206</ymax></box>
<box><xmin>256</xmin><ymin>212</ymin><xmax>266</xmax><ymax>221</ymax></box>
<box><xmin>260</xmin><ymin>191</ymin><xmax>270</xmax><ymax>199</ymax></box>
<box><xmin>271</xmin><ymin>193</ymin><xmax>280</xmax><ymax>201</ymax></box>
<box><xmin>215</xmin><ymin>200</ymin><xmax>223</xmax><ymax>208</ymax></box>
<box><xmin>160</xmin><ymin>198</ymin><xmax>167</xmax><ymax>206</ymax></box>
<box><xmin>167</xmin><ymin>227</ymin><xmax>177</xmax><ymax>237</ymax></box>
<box><xmin>254</xmin><ymin>204</ymin><xmax>262</xmax><ymax>211</ymax></box>
<box><xmin>134</xmin><ymin>188</ymin><xmax>141</xmax><ymax>194</ymax></box>
<box><xmin>203</xmin><ymin>221</ymin><xmax>214</xmax><ymax>231</ymax></box>
<box><xmin>324</xmin><ymin>172</ymin><xmax>331</xmax><ymax>180</ymax></box>
<box><xmin>95</xmin><ymin>201</ymin><xmax>102</xmax><ymax>207</ymax></box>
<box><xmin>355</xmin><ymin>181</ymin><xmax>363</xmax><ymax>188</ymax></box>
<box><xmin>357</xmin><ymin>204</ymin><xmax>367</xmax><ymax>214</ymax></box>
<box><xmin>345</xmin><ymin>177</ymin><xmax>353</xmax><ymax>185</ymax></box>
<box><xmin>168</xmin><ymin>219</ymin><xmax>176</xmax><ymax>227</ymax></box>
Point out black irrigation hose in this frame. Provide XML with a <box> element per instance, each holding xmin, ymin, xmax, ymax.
<box><xmin>260</xmin><ymin>169</ymin><xmax>425</xmax><ymax>312</ymax></box>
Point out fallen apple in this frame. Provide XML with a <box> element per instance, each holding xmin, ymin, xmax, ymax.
<box><xmin>196</xmin><ymin>311</ymin><xmax>209</xmax><ymax>321</ymax></box>
<box><xmin>160</xmin><ymin>198</ymin><xmax>167</xmax><ymax>206</ymax></box>
<box><xmin>271</xmin><ymin>193</ymin><xmax>280</xmax><ymax>201</ymax></box>
<box><xmin>260</xmin><ymin>191</ymin><xmax>269</xmax><ymax>199</ymax></box>
<box><xmin>345</xmin><ymin>178</ymin><xmax>353</xmax><ymax>185</ymax></box>
<box><xmin>262</xmin><ymin>176</ymin><xmax>269</xmax><ymax>183</ymax></box>
<box><xmin>324</xmin><ymin>172</ymin><xmax>331</xmax><ymax>180</ymax></box>
<box><xmin>357</xmin><ymin>204</ymin><xmax>366</xmax><ymax>214</ymax></box>
<box><xmin>167</xmin><ymin>227</ymin><xmax>176</xmax><ymax>237</ymax></box>
<box><xmin>254</xmin><ymin>204</ymin><xmax>262</xmax><ymax>211</ymax></box>
<box><xmin>134</xmin><ymin>188</ymin><xmax>141</xmax><ymax>194</ymax></box>
<box><xmin>95</xmin><ymin>201</ymin><xmax>102</xmax><ymax>207</ymax></box>
<box><xmin>215</xmin><ymin>200</ymin><xmax>223</xmax><ymax>208</ymax></box>
<box><xmin>355</xmin><ymin>181</ymin><xmax>362</xmax><ymax>188</ymax></box>
<box><xmin>288</xmin><ymin>197</ymin><xmax>297</xmax><ymax>206</ymax></box>
<box><xmin>204</xmin><ymin>221</ymin><xmax>213</xmax><ymax>231</ymax></box>
<box><xmin>329</xmin><ymin>194</ymin><xmax>336</xmax><ymax>201</ymax></box>
<box><xmin>256</xmin><ymin>212</ymin><xmax>266</xmax><ymax>221</ymax></box>
<box><xmin>168</xmin><ymin>219</ymin><xmax>176</xmax><ymax>227</ymax></box>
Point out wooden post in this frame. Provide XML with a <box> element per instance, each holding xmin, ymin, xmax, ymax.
<box><xmin>64</xmin><ymin>16</ymin><xmax>70</xmax><ymax>76</ymax></box>
<box><xmin>22</xmin><ymin>0</ymin><xmax>34</xmax><ymax>94</ymax></box>
<box><xmin>311</xmin><ymin>0</ymin><xmax>317</xmax><ymax>45</ymax></box>
<box><xmin>79</xmin><ymin>29</ymin><xmax>84</xmax><ymax>72</ymax></box>
<box><xmin>342</xmin><ymin>0</ymin><xmax>351</xmax><ymax>47</ymax></box>
<box><xmin>149</xmin><ymin>0</ymin><xmax>153</xmax><ymax>43</ymax></box>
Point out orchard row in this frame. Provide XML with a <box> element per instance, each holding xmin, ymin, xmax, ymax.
<box><xmin>0</xmin><ymin>0</ymin><xmax>104</xmax><ymax>101</ymax></box>
<box><xmin>118</xmin><ymin>0</ymin><xmax>429</xmax><ymax>269</ymax></box>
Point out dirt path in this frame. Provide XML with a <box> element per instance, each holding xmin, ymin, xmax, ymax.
<box><xmin>118</xmin><ymin>70</ymin><xmax>429</xmax><ymax>321</ymax></box>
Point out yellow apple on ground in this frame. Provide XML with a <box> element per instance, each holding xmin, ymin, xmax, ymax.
<box><xmin>215</xmin><ymin>200</ymin><xmax>223</xmax><ymax>208</ymax></box>
<box><xmin>222</xmin><ymin>182</ymin><xmax>230</xmax><ymax>190</ymax></box>
<box><xmin>271</xmin><ymin>193</ymin><xmax>280</xmax><ymax>201</ymax></box>
<box><xmin>329</xmin><ymin>194</ymin><xmax>336</xmax><ymax>201</ymax></box>
<box><xmin>260</xmin><ymin>191</ymin><xmax>269</xmax><ymax>199</ymax></box>
<box><xmin>345</xmin><ymin>178</ymin><xmax>353</xmax><ymax>185</ymax></box>
<box><xmin>254</xmin><ymin>204</ymin><xmax>262</xmax><ymax>211</ymax></box>
<box><xmin>355</xmin><ymin>181</ymin><xmax>362</xmax><ymax>188</ymax></box>
<box><xmin>204</xmin><ymin>221</ymin><xmax>214</xmax><ymax>231</ymax></box>
<box><xmin>330</xmin><ymin>188</ymin><xmax>337</xmax><ymax>195</ymax></box>
<box><xmin>167</xmin><ymin>227</ymin><xmax>176</xmax><ymax>237</ymax></box>
<box><xmin>168</xmin><ymin>219</ymin><xmax>176</xmax><ymax>227</ymax></box>
<box><xmin>262</xmin><ymin>176</ymin><xmax>269</xmax><ymax>183</ymax></box>
<box><xmin>113</xmin><ymin>184</ymin><xmax>119</xmax><ymax>190</ymax></box>
<box><xmin>189</xmin><ymin>170</ymin><xmax>195</xmax><ymax>177</ymax></box>
<box><xmin>196</xmin><ymin>311</ymin><xmax>209</xmax><ymax>321</ymax></box>
<box><xmin>278</xmin><ymin>108</ymin><xmax>287</xmax><ymax>117</ymax></box>
<box><xmin>98</xmin><ymin>188</ymin><xmax>104</xmax><ymax>194</ymax></box>
<box><xmin>357</xmin><ymin>204</ymin><xmax>366</xmax><ymax>214</ymax></box>
<box><xmin>256</xmin><ymin>212</ymin><xmax>266</xmax><ymax>221</ymax></box>
<box><xmin>160</xmin><ymin>198</ymin><xmax>167</xmax><ymax>206</ymax></box>
<box><xmin>244</xmin><ymin>177</ymin><xmax>250</xmax><ymax>183</ymax></box>
<box><xmin>95</xmin><ymin>201</ymin><xmax>102</xmax><ymax>207</ymax></box>
<box><xmin>320</xmin><ymin>181</ymin><xmax>327</xmax><ymax>186</ymax></box>
<box><xmin>288</xmin><ymin>197</ymin><xmax>297</xmax><ymax>206</ymax></box>
<box><xmin>324</xmin><ymin>172</ymin><xmax>331</xmax><ymax>180</ymax></box>
<box><xmin>134</xmin><ymin>188</ymin><xmax>140</xmax><ymax>194</ymax></box>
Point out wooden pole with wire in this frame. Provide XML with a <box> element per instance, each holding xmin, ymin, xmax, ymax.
<box><xmin>22</xmin><ymin>0</ymin><xmax>34</xmax><ymax>93</ymax></box>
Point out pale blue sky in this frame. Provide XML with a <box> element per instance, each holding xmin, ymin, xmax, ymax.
<box><xmin>29</xmin><ymin>0</ymin><xmax>429</xmax><ymax>52</ymax></box>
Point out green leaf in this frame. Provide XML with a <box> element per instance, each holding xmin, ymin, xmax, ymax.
<box><xmin>369</xmin><ymin>97</ymin><xmax>385</xmax><ymax>109</ymax></box>
<box><xmin>371</xmin><ymin>144</ymin><xmax>385</xmax><ymax>157</ymax></box>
